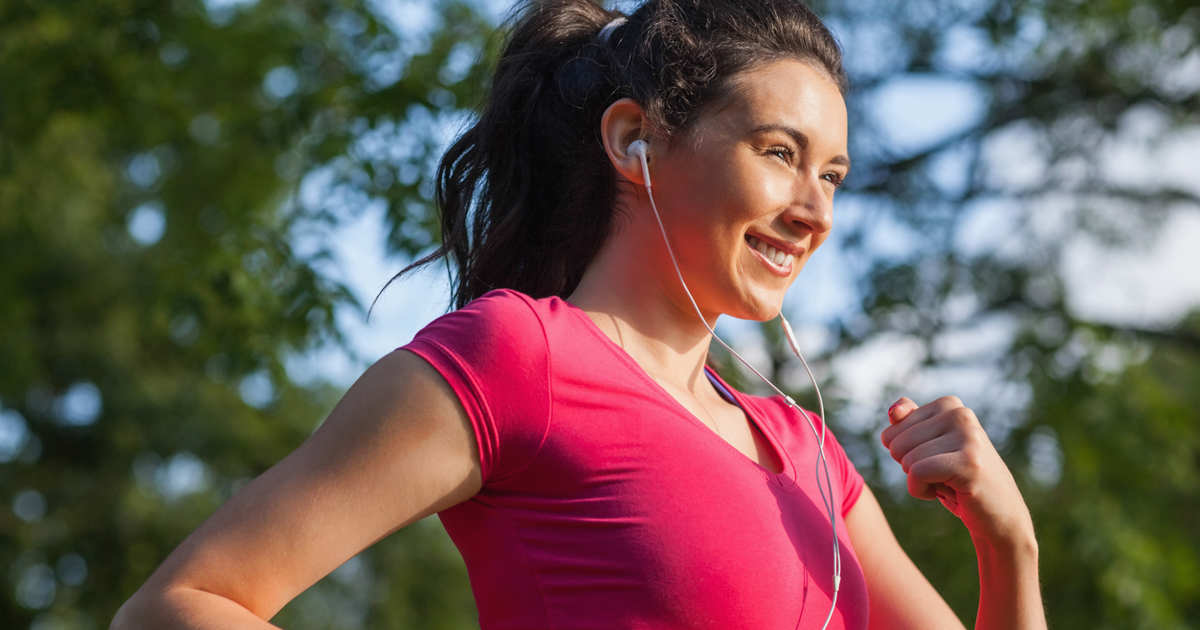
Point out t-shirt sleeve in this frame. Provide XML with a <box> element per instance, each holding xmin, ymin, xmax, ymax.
<box><xmin>804</xmin><ymin>409</ymin><xmax>866</xmax><ymax>518</ymax></box>
<box><xmin>398</xmin><ymin>289</ymin><xmax>552</xmax><ymax>486</ymax></box>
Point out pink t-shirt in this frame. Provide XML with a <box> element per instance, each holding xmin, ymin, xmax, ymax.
<box><xmin>400</xmin><ymin>289</ymin><xmax>869</xmax><ymax>629</ymax></box>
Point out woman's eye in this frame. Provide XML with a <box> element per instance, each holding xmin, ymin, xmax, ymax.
<box><xmin>767</xmin><ymin>147</ymin><xmax>794</xmax><ymax>164</ymax></box>
<box><xmin>823</xmin><ymin>172</ymin><xmax>846</xmax><ymax>188</ymax></box>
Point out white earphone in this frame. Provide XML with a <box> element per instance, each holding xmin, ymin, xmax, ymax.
<box><xmin>628</xmin><ymin>138</ymin><xmax>843</xmax><ymax>629</ymax></box>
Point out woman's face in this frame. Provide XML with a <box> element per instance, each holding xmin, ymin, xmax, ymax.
<box><xmin>646</xmin><ymin>58</ymin><xmax>848</xmax><ymax>321</ymax></box>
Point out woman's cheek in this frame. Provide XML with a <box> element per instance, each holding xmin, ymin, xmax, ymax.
<box><xmin>810</xmin><ymin>233</ymin><xmax>830</xmax><ymax>252</ymax></box>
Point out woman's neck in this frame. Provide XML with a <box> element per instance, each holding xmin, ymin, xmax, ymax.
<box><xmin>566</xmin><ymin>233</ymin><xmax>719</xmax><ymax>396</ymax></box>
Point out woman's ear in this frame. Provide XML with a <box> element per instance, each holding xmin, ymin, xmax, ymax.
<box><xmin>600</xmin><ymin>98</ymin><xmax>653</xmax><ymax>186</ymax></box>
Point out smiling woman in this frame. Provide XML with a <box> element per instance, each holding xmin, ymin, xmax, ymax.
<box><xmin>591</xmin><ymin>59</ymin><xmax>849</xmax><ymax>323</ymax></box>
<box><xmin>112</xmin><ymin>1</ymin><xmax>1046</xmax><ymax>629</ymax></box>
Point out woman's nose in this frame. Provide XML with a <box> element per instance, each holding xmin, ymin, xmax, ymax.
<box><xmin>785</xmin><ymin>175</ymin><xmax>834</xmax><ymax>235</ymax></box>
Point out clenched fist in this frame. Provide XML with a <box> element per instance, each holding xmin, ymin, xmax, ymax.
<box><xmin>881</xmin><ymin>396</ymin><xmax>1035</xmax><ymax>546</ymax></box>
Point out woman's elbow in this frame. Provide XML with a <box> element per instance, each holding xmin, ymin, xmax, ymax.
<box><xmin>110</xmin><ymin>587</ymin><xmax>184</xmax><ymax>629</ymax></box>
<box><xmin>110</xmin><ymin>589</ymin><xmax>154</xmax><ymax>630</ymax></box>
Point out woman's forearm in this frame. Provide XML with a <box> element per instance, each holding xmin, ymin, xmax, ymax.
<box><xmin>882</xmin><ymin>398</ymin><xmax>1048</xmax><ymax>629</ymax></box>
<box><xmin>972</xmin><ymin>532</ymin><xmax>1046</xmax><ymax>630</ymax></box>
<box><xmin>111</xmin><ymin>586</ymin><xmax>282</xmax><ymax>630</ymax></box>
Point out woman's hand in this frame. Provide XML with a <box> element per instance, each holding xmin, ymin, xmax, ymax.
<box><xmin>880</xmin><ymin>396</ymin><xmax>1034</xmax><ymax>546</ymax></box>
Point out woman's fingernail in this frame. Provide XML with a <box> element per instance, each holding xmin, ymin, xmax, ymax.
<box><xmin>888</xmin><ymin>399</ymin><xmax>903</xmax><ymax>415</ymax></box>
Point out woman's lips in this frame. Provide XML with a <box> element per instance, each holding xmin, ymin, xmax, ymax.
<box><xmin>745</xmin><ymin>234</ymin><xmax>797</xmax><ymax>277</ymax></box>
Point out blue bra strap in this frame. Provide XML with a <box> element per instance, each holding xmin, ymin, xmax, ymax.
<box><xmin>704</xmin><ymin>368</ymin><xmax>740</xmax><ymax>406</ymax></box>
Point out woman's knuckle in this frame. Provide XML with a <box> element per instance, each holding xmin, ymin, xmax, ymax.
<box><xmin>939</xmin><ymin>394</ymin><xmax>963</xmax><ymax>409</ymax></box>
<box><xmin>963</xmin><ymin>448</ymin><xmax>985</xmax><ymax>473</ymax></box>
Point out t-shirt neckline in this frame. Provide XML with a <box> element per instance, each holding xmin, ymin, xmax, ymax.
<box><xmin>556</xmin><ymin>296</ymin><xmax>795</xmax><ymax>480</ymax></box>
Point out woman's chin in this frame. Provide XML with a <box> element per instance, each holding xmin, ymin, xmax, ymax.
<box><xmin>727</xmin><ymin>291</ymin><xmax>786</xmax><ymax>322</ymax></box>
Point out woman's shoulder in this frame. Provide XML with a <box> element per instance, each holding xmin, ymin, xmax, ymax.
<box><xmin>427</xmin><ymin>288</ymin><xmax>542</xmax><ymax>327</ymax></box>
<box><xmin>450</xmin><ymin>288</ymin><xmax>581</xmax><ymax>332</ymax></box>
<box><xmin>465</xmin><ymin>287</ymin><xmax>537</xmax><ymax>310</ymax></box>
<box><xmin>459</xmin><ymin>287</ymin><xmax>559</xmax><ymax>317</ymax></box>
<box><xmin>406</xmin><ymin>287</ymin><xmax>571</xmax><ymax>358</ymax></box>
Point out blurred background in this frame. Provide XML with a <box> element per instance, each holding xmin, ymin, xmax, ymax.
<box><xmin>2</xmin><ymin>0</ymin><xmax>1198</xmax><ymax>627</ymax></box>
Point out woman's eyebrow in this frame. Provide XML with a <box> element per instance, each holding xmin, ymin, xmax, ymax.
<box><xmin>749</xmin><ymin>123</ymin><xmax>850</xmax><ymax>169</ymax></box>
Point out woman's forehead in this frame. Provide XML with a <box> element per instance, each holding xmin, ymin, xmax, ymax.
<box><xmin>695</xmin><ymin>59</ymin><xmax>848</xmax><ymax>151</ymax></box>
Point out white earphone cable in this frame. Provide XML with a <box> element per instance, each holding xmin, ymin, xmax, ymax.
<box><xmin>632</xmin><ymin>142</ymin><xmax>841</xmax><ymax>628</ymax></box>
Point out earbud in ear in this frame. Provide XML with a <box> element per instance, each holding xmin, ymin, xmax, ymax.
<box><xmin>627</xmin><ymin>139</ymin><xmax>648</xmax><ymax>160</ymax></box>
<box><xmin>627</xmin><ymin>139</ymin><xmax>650</xmax><ymax>187</ymax></box>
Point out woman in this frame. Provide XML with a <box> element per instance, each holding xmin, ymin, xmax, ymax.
<box><xmin>112</xmin><ymin>0</ymin><xmax>1046</xmax><ymax>628</ymax></box>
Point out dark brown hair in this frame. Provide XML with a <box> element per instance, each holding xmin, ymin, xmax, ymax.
<box><xmin>375</xmin><ymin>0</ymin><xmax>845</xmax><ymax>311</ymax></box>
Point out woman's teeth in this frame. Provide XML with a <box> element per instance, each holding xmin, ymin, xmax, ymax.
<box><xmin>746</xmin><ymin>235</ymin><xmax>794</xmax><ymax>268</ymax></box>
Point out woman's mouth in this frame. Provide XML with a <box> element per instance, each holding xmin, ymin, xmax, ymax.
<box><xmin>745</xmin><ymin>234</ymin><xmax>796</xmax><ymax>277</ymax></box>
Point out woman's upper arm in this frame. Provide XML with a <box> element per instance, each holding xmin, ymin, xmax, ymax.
<box><xmin>845</xmin><ymin>484</ymin><xmax>967</xmax><ymax>630</ymax></box>
<box><xmin>131</xmin><ymin>348</ymin><xmax>482</xmax><ymax>620</ymax></box>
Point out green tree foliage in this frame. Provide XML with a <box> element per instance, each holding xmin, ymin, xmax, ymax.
<box><xmin>1019</xmin><ymin>313</ymin><xmax>1200</xmax><ymax>627</ymax></box>
<box><xmin>0</xmin><ymin>0</ymin><xmax>495</xmax><ymax>627</ymax></box>
<box><xmin>2</xmin><ymin>0</ymin><xmax>1197</xmax><ymax>628</ymax></box>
